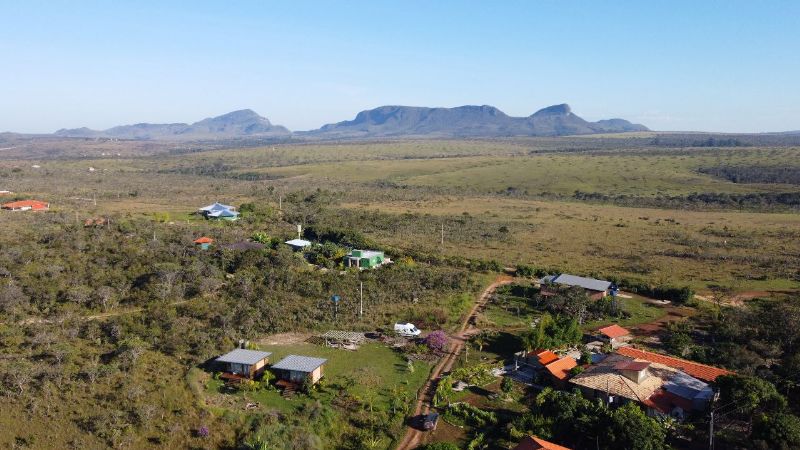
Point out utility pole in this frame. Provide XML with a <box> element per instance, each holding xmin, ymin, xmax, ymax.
<box><xmin>93</xmin><ymin>192</ymin><xmax>97</xmax><ymax>206</ymax></box>
<box><xmin>359</xmin><ymin>282</ymin><xmax>363</xmax><ymax>318</ymax></box>
<box><xmin>708</xmin><ymin>410</ymin><xmax>714</xmax><ymax>450</ymax></box>
<box><xmin>440</xmin><ymin>223</ymin><xmax>444</xmax><ymax>245</ymax></box>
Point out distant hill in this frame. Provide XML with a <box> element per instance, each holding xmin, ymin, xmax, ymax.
<box><xmin>302</xmin><ymin>103</ymin><xmax>649</xmax><ymax>138</ymax></box>
<box><xmin>54</xmin><ymin>109</ymin><xmax>290</xmax><ymax>140</ymax></box>
<box><xmin>48</xmin><ymin>104</ymin><xmax>648</xmax><ymax>140</ymax></box>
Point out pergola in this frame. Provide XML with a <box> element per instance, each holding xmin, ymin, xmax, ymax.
<box><xmin>318</xmin><ymin>330</ymin><xmax>365</xmax><ymax>350</ymax></box>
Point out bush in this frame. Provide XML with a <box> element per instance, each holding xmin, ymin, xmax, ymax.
<box><xmin>501</xmin><ymin>376</ymin><xmax>514</xmax><ymax>393</ymax></box>
<box><xmin>425</xmin><ymin>330</ymin><xmax>449</xmax><ymax>353</ymax></box>
<box><xmin>442</xmin><ymin>402</ymin><xmax>498</xmax><ymax>428</ymax></box>
<box><xmin>516</xmin><ymin>264</ymin><xmax>536</xmax><ymax>277</ymax></box>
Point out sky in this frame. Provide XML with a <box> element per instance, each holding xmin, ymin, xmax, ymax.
<box><xmin>1</xmin><ymin>1</ymin><xmax>799</xmax><ymax>133</ymax></box>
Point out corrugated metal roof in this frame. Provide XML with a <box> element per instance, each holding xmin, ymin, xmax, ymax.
<box><xmin>271</xmin><ymin>355</ymin><xmax>327</xmax><ymax>373</ymax></box>
<box><xmin>199</xmin><ymin>202</ymin><xmax>235</xmax><ymax>212</ymax></box>
<box><xmin>206</xmin><ymin>208</ymin><xmax>239</xmax><ymax>217</ymax></box>
<box><xmin>285</xmin><ymin>239</ymin><xmax>311</xmax><ymax>247</ymax></box>
<box><xmin>551</xmin><ymin>274</ymin><xmax>611</xmax><ymax>292</ymax></box>
<box><xmin>216</xmin><ymin>349</ymin><xmax>272</xmax><ymax>365</ymax></box>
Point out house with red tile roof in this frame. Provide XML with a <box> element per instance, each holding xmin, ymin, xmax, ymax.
<box><xmin>2</xmin><ymin>199</ymin><xmax>49</xmax><ymax>211</ymax></box>
<box><xmin>616</xmin><ymin>346</ymin><xmax>732</xmax><ymax>382</ymax></box>
<box><xmin>544</xmin><ymin>356</ymin><xmax>578</xmax><ymax>388</ymax></box>
<box><xmin>569</xmin><ymin>352</ymin><xmax>716</xmax><ymax>420</ymax></box>
<box><xmin>513</xmin><ymin>435</ymin><xmax>572</xmax><ymax>450</ymax></box>
<box><xmin>597</xmin><ymin>324</ymin><xmax>631</xmax><ymax>348</ymax></box>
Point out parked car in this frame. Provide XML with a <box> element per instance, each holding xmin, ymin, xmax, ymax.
<box><xmin>422</xmin><ymin>412</ymin><xmax>439</xmax><ymax>431</ymax></box>
<box><xmin>394</xmin><ymin>322</ymin><xmax>421</xmax><ymax>337</ymax></box>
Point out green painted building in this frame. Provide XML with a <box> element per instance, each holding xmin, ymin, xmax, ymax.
<box><xmin>346</xmin><ymin>249</ymin><xmax>386</xmax><ymax>269</ymax></box>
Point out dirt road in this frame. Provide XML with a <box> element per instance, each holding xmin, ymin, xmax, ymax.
<box><xmin>395</xmin><ymin>275</ymin><xmax>512</xmax><ymax>450</ymax></box>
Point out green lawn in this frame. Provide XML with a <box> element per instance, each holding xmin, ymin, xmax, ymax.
<box><xmin>204</xmin><ymin>342</ymin><xmax>433</xmax><ymax>413</ymax></box>
<box><xmin>582</xmin><ymin>295</ymin><xmax>668</xmax><ymax>330</ymax></box>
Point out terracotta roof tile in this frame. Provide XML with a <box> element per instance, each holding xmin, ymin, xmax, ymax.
<box><xmin>536</xmin><ymin>350</ymin><xmax>559</xmax><ymax>366</ymax></box>
<box><xmin>513</xmin><ymin>435</ymin><xmax>572</xmax><ymax>450</ymax></box>
<box><xmin>598</xmin><ymin>324</ymin><xmax>630</xmax><ymax>339</ymax></box>
<box><xmin>545</xmin><ymin>356</ymin><xmax>578</xmax><ymax>381</ymax></box>
<box><xmin>616</xmin><ymin>347</ymin><xmax>732</xmax><ymax>382</ymax></box>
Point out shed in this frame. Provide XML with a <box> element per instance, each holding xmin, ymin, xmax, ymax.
<box><xmin>597</xmin><ymin>324</ymin><xmax>632</xmax><ymax>348</ymax></box>
<box><xmin>285</xmin><ymin>238</ymin><xmax>312</xmax><ymax>250</ymax></box>
<box><xmin>271</xmin><ymin>355</ymin><xmax>327</xmax><ymax>385</ymax></box>
<box><xmin>346</xmin><ymin>249</ymin><xmax>386</xmax><ymax>269</ymax></box>
<box><xmin>194</xmin><ymin>236</ymin><xmax>214</xmax><ymax>250</ymax></box>
<box><xmin>215</xmin><ymin>349</ymin><xmax>272</xmax><ymax>380</ymax></box>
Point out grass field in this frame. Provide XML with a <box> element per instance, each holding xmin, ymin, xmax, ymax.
<box><xmin>201</xmin><ymin>342</ymin><xmax>433</xmax><ymax>448</ymax></box>
<box><xmin>3</xmin><ymin>139</ymin><xmax>798</xmax><ymax>292</ymax></box>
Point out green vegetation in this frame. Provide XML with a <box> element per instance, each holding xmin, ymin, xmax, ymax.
<box><xmin>1</xmin><ymin>135</ymin><xmax>799</xmax><ymax>449</ymax></box>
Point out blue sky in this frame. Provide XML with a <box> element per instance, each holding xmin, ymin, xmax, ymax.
<box><xmin>1</xmin><ymin>1</ymin><xmax>799</xmax><ymax>133</ymax></box>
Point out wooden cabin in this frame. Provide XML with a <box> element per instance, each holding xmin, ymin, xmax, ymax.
<box><xmin>215</xmin><ymin>349</ymin><xmax>272</xmax><ymax>381</ymax></box>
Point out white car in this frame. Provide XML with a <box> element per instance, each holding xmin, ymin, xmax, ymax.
<box><xmin>394</xmin><ymin>322</ymin><xmax>421</xmax><ymax>337</ymax></box>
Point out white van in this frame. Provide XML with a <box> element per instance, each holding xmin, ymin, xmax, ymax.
<box><xmin>394</xmin><ymin>322</ymin><xmax>421</xmax><ymax>337</ymax></box>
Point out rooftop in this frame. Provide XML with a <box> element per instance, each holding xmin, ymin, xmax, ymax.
<box><xmin>216</xmin><ymin>349</ymin><xmax>272</xmax><ymax>365</ymax></box>
<box><xmin>546</xmin><ymin>274</ymin><xmax>612</xmax><ymax>292</ymax></box>
<box><xmin>271</xmin><ymin>355</ymin><xmax>327</xmax><ymax>373</ymax></box>
<box><xmin>194</xmin><ymin>236</ymin><xmax>214</xmax><ymax>244</ymax></box>
<box><xmin>545</xmin><ymin>356</ymin><xmax>578</xmax><ymax>381</ymax></box>
<box><xmin>349</xmin><ymin>249</ymin><xmax>383</xmax><ymax>258</ymax></box>
<box><xmin>570</xmin><ymin>353</ymin><xmax>713</xmax><ymax>412</ymax></box>
<box><xmin>535</xmin><ymin>350</ymin><xmax>559</xmax><ymax>366</ymax></box>
<box><xmin>569</xmin><ymin>354</ymin><xmax>676</xmax><ymax>404</ymax></box>
<box><xmin>598</xmin><ymin>324</ymin><xmax>631</xmax><ymax>339</ymax></box>
<box><xmin>513</xmin><ymin>435</ymin><xmax>572</xmax><ymax>450</ymax></box>
<box><xmin>285</xmin><ymin>239</ymin><xmax>311</xmax><ymax>247</ymax></box>
<box><xmin>614</xmin><ymin>360</ymin><xmax>651</xmax><ymax>371</ymax></box>
<box><xmin>616</xmin><ymin>347</ymin><xmax>732</xmax><ymax>382</ymax></box>
<box><xmin>2</xmin><ymin>199</ymin><xmax>49</xmax><ymax>208</ymax></box>
<box><xmin>199</xmin><ymin>202</ymin><xmax>235</xmax><ymax>212</ymax></box>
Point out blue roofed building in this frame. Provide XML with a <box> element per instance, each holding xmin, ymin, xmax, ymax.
<box><xmin>198</xmin><ymin>202</ymin><xmax>240</xmax><ymax>221</ymax></box>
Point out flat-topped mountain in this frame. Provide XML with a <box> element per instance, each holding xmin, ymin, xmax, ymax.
<box><xmin>303</xmin><ymin>103</ymin><xmax>648</xmax><ymax>138</ymax></box>
<box><xmin>54</xmin><ymin>109</ymin><xmax>290</xmax><ymax>139</ymax></box>
<box><xmin>49</xmin><ymin>104</ymin><xmax>647</xmax><ymax>140</ymax></box>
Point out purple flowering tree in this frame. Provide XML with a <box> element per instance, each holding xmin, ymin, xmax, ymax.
<box><xmin>425</xmin><ymin>330</ymin><xmax>449</xmax><ymax>353</ymax></box>
<box><xmin>197</xmin><ymin>426</ymin><xmax>209</xmax><ymax>438</ymax></box>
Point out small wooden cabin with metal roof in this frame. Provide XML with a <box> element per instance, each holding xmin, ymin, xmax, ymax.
<box><xmin>270</xmin><ymin>355</ymin><xmax>327</xmax><ymax>385</ymax></box>
<box><xmin>215</xmin><ymin>349</ymin><xmax>272</xmax><ymax>380</ymax></box>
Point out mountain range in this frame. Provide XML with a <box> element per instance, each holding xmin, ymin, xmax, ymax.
<box><xmin>52</xmin><ymin>104</ymin><xmax>648</xmax><ymax>140</ymax></box>
<box><xmin>55</xmin><ymin>109</ymin><xmax>291</xmax><ymax>140</ymax></box>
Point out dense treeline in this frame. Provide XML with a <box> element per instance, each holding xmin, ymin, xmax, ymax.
<box><xmin>573</xmin><ymin>190</ymin><xmax>800</xmax><ymax>210</ymax></box>
<box><xmin>650</xmin><ymin>133</ymin><xmax>800</xmax><ymax>147</ymax></box>
<box><xmin>699</xmin><ymin>165</ymin><xmax>800</xmax><ymax>184</ymax></box>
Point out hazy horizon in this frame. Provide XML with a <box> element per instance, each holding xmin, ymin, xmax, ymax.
<box><xmin>2</xmin><ymin>1</ymin><xmax>799</xmax><ymax>134</ymax></box>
